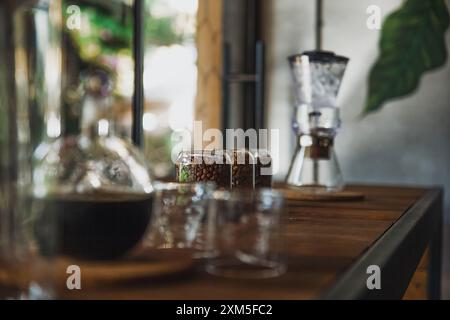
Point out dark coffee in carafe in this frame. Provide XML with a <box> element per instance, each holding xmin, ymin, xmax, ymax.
<box><xmin>33</xmin><ymin>193</ymin><xmax>153</xmax><ymax>260</ymax></box>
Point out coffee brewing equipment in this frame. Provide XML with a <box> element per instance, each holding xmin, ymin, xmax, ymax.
<box><xmin>2</xmin><ymin>0</ymin><xmax>153</xmax><ymax>262</ymax></box>
<box><xmin>286</xmin><ymin>51</ymin><xmax>349</xmax><ymax>191</ymax></box>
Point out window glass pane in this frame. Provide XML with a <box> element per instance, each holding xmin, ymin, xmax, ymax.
<box><xmin>143</xmin><ymin>0</ymin><xmax>198</xmax><ymax>179</ymax></box>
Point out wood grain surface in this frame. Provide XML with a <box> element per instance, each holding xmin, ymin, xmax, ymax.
<box><xmin>55</xmin><ymin>185</ymin><xmax>426</xmax><ymax>300</ymax></box>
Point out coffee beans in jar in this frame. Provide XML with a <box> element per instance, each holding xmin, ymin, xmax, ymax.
<box><xmin>230</xmin><ymin>149</ymin><xmax>272</xmax><ymax>188</ymax></box>
<box><xmin>175</xmin><ymin>150</ymin><xmax>272</xmax><ymax>189</ymax></box>
<box><xmin>230</xmin><ymin>149</ymin><xmax>255</xmax><ymax>188</ymax></box>
<box><xmin>175</xmin><ymin>150</ymin><xmax>232</xmax><ymax>188</ymax></box>
<box><xmin>253</xmin><ymin>150</ymin><xmax>273</xmax><ymax>188</ymax></box>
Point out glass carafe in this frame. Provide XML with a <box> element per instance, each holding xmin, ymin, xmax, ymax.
<box><xmin>286</xmin><ymin>51</ymin><xmax>349</xmax><ymax>191</ymax></box>
<box><xmin>32</xmin><ymin>69</ymin><xmax>154</xmax><ymax>260</ymax></box>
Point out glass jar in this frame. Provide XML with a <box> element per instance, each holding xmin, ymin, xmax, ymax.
<box><xmin>175</xmin><ymin>149</ymin><xmax>273</xmax><ymax>189</ymax></box>
<box><xmin>230</xmin><ymin>149</ymin><xmax>256</xmax><ymax>188</ymax></box>
<box><xmin>229</xmin><ymin>149</ymin><xmax>272</xmax><ymax>188</ymax></box>
<box><xmin>253</xmin><ymin>150</ymin><xmax>273</xmax><ymax>188</ymax></box>
<box><xmin>175</xmin><ymin>150</ymin><xmax>232</xmax><ymax>189</ymax></box>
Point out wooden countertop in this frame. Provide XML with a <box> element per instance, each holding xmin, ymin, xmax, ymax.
<box><xmin>48</xmin><ymin>184</ymin><xmax>441</xmax><ymax>300</ymax></box>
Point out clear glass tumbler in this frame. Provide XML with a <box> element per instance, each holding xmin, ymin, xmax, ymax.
<box><xmin>205</xmin><ymin>189</ymin><xmax>286</xmax><ymax>279</ymax></box>
<box><xmin>146</xmin><ymin>182</ymin><xmax>215</xmax><ymax>257</ymax></box>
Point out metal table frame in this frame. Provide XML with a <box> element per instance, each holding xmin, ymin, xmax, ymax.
<box><xmin>322</xmin><ymin>188</ymin><xmax>443</xmax><ymax>300</ymax></box>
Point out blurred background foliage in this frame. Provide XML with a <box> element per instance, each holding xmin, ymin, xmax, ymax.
<box><xmin>364</xmin><ymin>0</ymin><xmax>450</xmax><ymax>115</ymax></box>
<box><xmin>62</xmin><ymin>0</ymin><xmax>185</xmax><ymax>75</ymax></box>
<box><xmin>61</xmin><ymin>0</ymin><xmax>197</xmax><ymax>179</ymax></box>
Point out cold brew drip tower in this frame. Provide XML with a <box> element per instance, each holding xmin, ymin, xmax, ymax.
<box><xmin>286</xmin><ymin>51</ymin><xmax>349</xmax><ymax>191</ymax></box>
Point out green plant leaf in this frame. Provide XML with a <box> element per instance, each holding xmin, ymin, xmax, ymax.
<box><xmin>363</xmin><ymin>0</ymin><xmax>450</xmax><ymax>115</ymax></box>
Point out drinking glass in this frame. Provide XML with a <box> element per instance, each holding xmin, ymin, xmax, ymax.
<box><xmin>205</xmin><ymin>189</ymin><xmax>286</xmax><ymax>279</ymax></box>
<box><xmin>146</xmin><ymin>182</ymin><xmax>215</xmax><ymax>256</ymax></box>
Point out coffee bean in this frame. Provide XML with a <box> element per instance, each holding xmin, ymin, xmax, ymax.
<box><xmin>175</xmin><ymin>152</ymin><xmax>232</xmax><ymax>188</ymax></box>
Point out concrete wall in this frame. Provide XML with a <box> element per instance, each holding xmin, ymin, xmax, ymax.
<box><xmin>266</xmin><ymin>0</ymin><xmax>450</xmax><ymax>297</ymax></box>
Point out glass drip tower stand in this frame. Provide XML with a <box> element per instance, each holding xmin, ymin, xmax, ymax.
<box><xmin>286</xmin><ymin>51</ymin><xmax>349</xmax><ymax>193</ymax></box>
